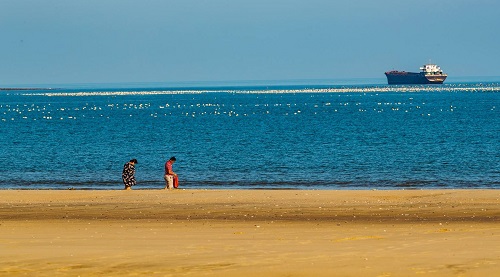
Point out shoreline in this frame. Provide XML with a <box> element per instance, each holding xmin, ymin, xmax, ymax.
<box><xmin>1</xmin><ymin>189</ymin><xmax>499</xmax><ymax>276</ymax></box>
<box><xmin>1</xmin><ymin>187</ymin><xmax>498</xmax><ymax>190</ymax></box>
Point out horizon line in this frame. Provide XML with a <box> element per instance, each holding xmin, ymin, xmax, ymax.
<box><xmin>2</xmin><ymin>75</ymin><xmax>500</xmax><ymax>89</ymax></box>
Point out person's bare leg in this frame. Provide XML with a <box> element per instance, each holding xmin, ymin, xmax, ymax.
<box><xmin>163</xmin><ymin>176</ymin><xmax>170</xmax><ymax>190</ymax></box>
<box><xmin>164</xmin><ymin>176</ymin><xmax>173</xmax><ymax>190</ymax></box>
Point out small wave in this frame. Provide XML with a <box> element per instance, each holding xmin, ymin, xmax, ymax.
<box><xmin>22</xmin><ymin>90</ymin><xmax>210</xmax><ymax>97</ymax></box>
<box><xmin>1</xmin><ymin>179</ymin><xmax>497</xmax><ymax>190</ymax></box>
<box><xmin>19</xmin><ymin>83</ymin><xmax>500</xmax><ymax>97</ymax></box>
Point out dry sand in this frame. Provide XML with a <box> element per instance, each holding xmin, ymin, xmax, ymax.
<box><xmin>0</xmin><ymin>189</ymin><xmax>499</xmax><ymax>276</ymax></box>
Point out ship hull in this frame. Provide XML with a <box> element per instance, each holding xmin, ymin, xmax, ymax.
<box><xmin>385</xmin><ymin>72</ymin><xmax>447</xmax><ymax>85</ymax></box>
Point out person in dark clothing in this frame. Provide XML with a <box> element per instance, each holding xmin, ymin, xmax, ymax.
<box><xmin>122</xmin><ymin>159</ymin><xmax>138</xmax><ymax>190</ymax></box>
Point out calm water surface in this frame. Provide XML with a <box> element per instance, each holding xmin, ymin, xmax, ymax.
<box><xmin>0</xmin><ymin>82</ymin><xmax>498</xmax><ymax>189</ymax></box>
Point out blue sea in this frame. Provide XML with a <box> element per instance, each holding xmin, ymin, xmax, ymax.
<box><xmin>1</xmin><ymin>80</ymin><xmax>499</xmax><ymax>190</ymax></box>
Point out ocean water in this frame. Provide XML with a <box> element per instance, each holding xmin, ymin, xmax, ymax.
<box><xmin>0</xmin><ymin>82</ymin><xmax>499</xmax><ymax>190</ymax></box>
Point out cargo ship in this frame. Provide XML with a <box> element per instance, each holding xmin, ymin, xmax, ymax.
<box><xmin>385</xmin><ymin>63</ymin><xmax>447</xmax><ymax>84</ymax></box>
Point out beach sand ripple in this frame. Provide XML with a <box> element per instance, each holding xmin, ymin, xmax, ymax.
<box><xmin>0</xmin><ymin>190</ymin><xmax>499</xmax><ymax>276</ymax></box>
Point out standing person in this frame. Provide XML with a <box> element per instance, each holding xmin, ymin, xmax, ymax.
<box><xmin>122</xmin><ymin>159</ymin><xmax>138</xmax><ymax>190</ymax></box>
<box><xmin>164</xmin><ymin>157</ymin><xmax>177</xmax><ymax>190</ymax></box>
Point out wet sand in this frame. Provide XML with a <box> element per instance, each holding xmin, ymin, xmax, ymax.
<box><xmin>0</xmin><ymin>189</ymin><xmax>499</xmax><ymax>276</ymax></box>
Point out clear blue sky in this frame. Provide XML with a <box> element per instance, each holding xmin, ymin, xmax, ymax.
<box><xmin>1</xmin><ymin>0</ymin><xmax>499</xmax><ymax>85</ymax></box>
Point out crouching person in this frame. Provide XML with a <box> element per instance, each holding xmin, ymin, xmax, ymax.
<box><xmin>164</xmin><ymin>156</ymin><xmax>177</xmax><ymax>190</ymax></box>
<box><xmin>122</xmin><ymin>159</ymin><xmax>138</xmax><ymax>190</ymax></box>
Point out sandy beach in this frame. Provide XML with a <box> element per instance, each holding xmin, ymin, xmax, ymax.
<box><xmin>0</xmin><ymin>189</ymin><xmax>499</xmax><ymax>276</ymax></box>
